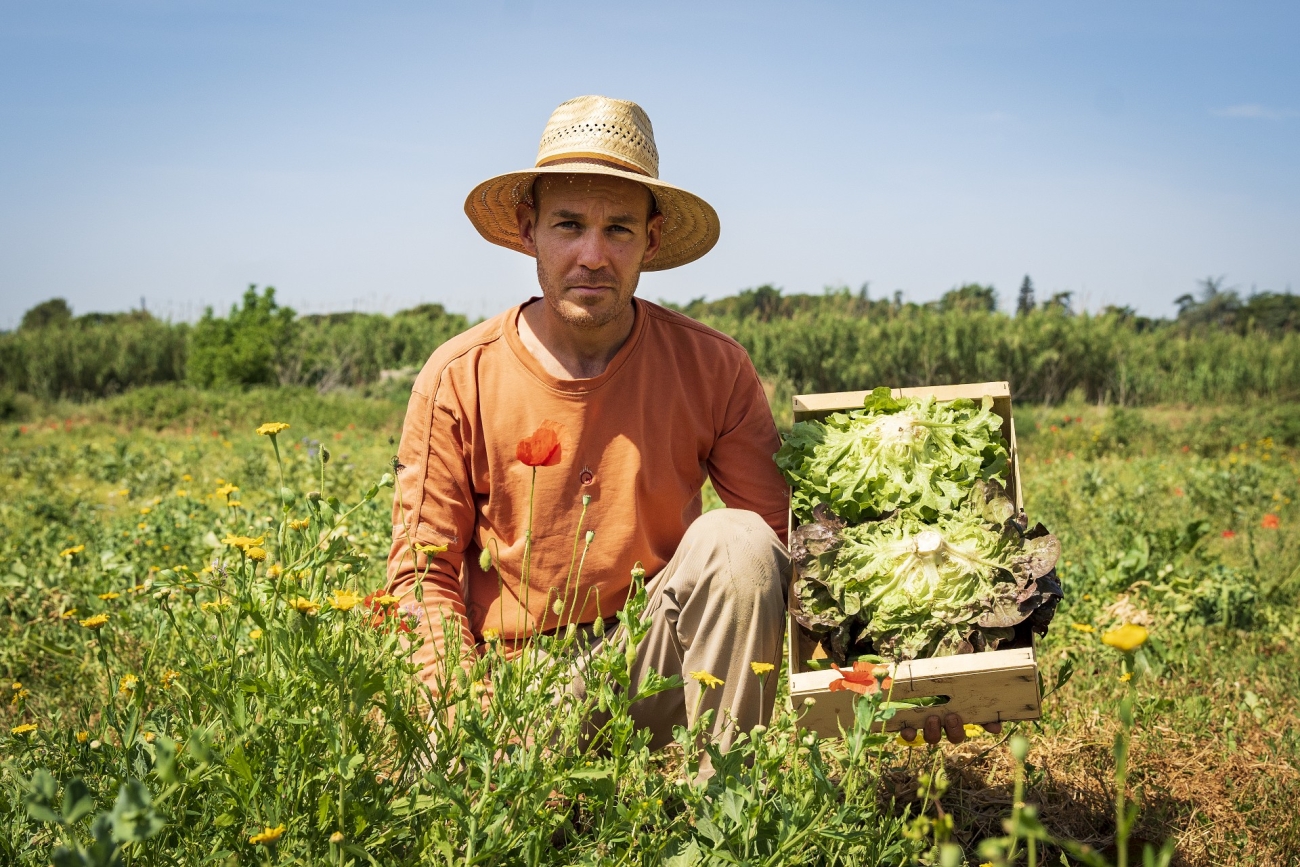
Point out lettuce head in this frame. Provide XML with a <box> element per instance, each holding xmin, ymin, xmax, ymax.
<box><xmin>791</xmin><ymin>482</ymin><xmax>1062</xmax><ymax>662</ymax></box>
<box><xmin>777</xmin><ymin>387</ymin><xmax>1009</xmax><ymax>525</ymax></box>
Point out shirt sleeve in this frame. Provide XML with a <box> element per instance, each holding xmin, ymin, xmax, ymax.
<box><xmin>705</xmin><ymin>358</ymin><xmax>790</xmax><ymax>544</ymax></box>
<box><xmin>385</xmin><ymin>371</ymin><xmax>479</xmax><ymax>693</ymax></box>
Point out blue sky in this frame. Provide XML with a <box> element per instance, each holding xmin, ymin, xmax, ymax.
<box><xmin>2</xmin><ymin>1</ymin><xmax>1297</xmax><ymax>327</ymax></box>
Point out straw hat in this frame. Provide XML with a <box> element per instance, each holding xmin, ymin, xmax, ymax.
<box><xmin>464</xmin><ymin>95</ymin><xmax>720</xmax><ymax>271</ymax></box>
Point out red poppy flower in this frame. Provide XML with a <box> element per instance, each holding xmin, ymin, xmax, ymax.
<box><xmin>1262</xmin><ymin>514</ymin><xmax>1280</xmax><ymax>530</ymax></box>
<box><xmin>827</xmin><ymin>660</ymin><xmax>892</xmax><ymax>696</ymax></box>
<box><xmin>1173</xmin><ymin>487</ymin><xmax>1184</xmax><ymax>497</ymax></box>
<box><xmin>1221</xmin><ymin>530</ymin><xmax>1236</xmax><ymax>539</ymax></box>
<box><xmin>517</xmin><ymin>422</ymin><xmax>562</xmax><ymax>467</ymax></box>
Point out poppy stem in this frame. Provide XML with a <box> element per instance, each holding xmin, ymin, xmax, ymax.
<box><xmin>518</xmin><ymin>467</ymin><xmax>537</xmax><ymax>642</ymax></box>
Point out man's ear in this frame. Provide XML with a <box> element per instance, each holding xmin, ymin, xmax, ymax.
<box><xmin>516</xmin><ymin>201</ymin><xmax>539</xmax><ymax>256</ymax></box>
<box><xmin>641</xmin><ymin>211</ymin><xmax>665</xmax><ymax>266</ymax></box>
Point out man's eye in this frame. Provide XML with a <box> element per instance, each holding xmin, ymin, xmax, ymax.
<box><xmin>556</xmin><ymin>221</ymin><xmax>580</xmax><ymax>230</ymax></box>
<box><xmin>608</xmin><ymin>225</ymin><xmax>633</xmax><ymax>235</ymax></box>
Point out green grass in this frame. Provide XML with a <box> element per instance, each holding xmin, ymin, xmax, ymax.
<box><xmin>1</xmin><ymin>394</ymin><xmax>1297</xmax><ymax>865</ymax></box>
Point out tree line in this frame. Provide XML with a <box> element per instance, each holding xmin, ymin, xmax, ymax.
<box><xmin>3</xmin><ymin>278</ymin><xmax>1297</xmax><ymax>406</ymax></box>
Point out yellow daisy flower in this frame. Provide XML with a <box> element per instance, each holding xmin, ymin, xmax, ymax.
<box><xmin>10</xmin><ymin>723</ymin><xmax>37</xmax><ymax>736</ymax></box>
<box><xmin>221</xmin><ymin>534</ymin><xmax>264</xmax><ymax>552</ymax></box>
<box><xmin>256</xmin><ymin>422</ymin><xmax>290</xmax><ymax>437</ymax></box>
<box><xmin>289</xmin><ymin>597</ymin><xmax>320</xmax><ymax>616</ymax></box>
<box><xmin>1102</xmin><ymin>624</ymin><xmax>1149</xmax><ymax>652</ymax></box>
<box><xmin>79</xmin><ymin>613</ymin><xmax>109</xmax><ymax>630</ymax></box>
<box><xmin>248</xmin><ymin>824</ymin><xmax>286</xmax><ymax>844</ymax></box>
<box><xmin>98</xmin><ymin>592</ymin><xmax>121</xmax><ymax>601</ymax></box>
<box><xmin>328</xmin><ymin>590</ymin><xmax>362</xmax><ymax>612</ymax></box>
<box><xmin>750</xmin><ymin>662</ymin><xmax>775</xmax><ymax>677</ymax></box>
<box><xmin>59</xmin><ymin>545</ymin><xmax>85</xmax><ymax>558</ymax></box>
<box><xmin>690</xmin><ymin>671</ymin><xmax>724</xmax><ymax>690</ymax></box>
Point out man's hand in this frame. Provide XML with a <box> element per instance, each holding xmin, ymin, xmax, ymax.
<box><xmin>900</xmin><ymin>714</ymin><xmax>1004</xmax><ymax>745</ymax></box>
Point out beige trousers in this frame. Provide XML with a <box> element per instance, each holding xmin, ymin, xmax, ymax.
<box><xmin>573</xmin><ymin>508</ymin><xmax>790</xmax><ymax>755</ymax></box>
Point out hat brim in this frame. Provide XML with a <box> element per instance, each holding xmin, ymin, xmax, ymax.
<box><xmin>464</xmin><ymin>164</ymin><xmax>720</xmax><ymax>271</ymax></box>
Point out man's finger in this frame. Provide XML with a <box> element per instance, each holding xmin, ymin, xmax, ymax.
<box><xmin>984</xmin><ymin>721</ymin><xmax>1003</xmax><ymax>735</ymax></box>
<box><xmin>943</xmin><ymin>713</ymin><xmax>966</xmax><ymax>744</ymax></box>
<box><xmin>923</xmin><ymin>715</ymin><xmax>942</xmax><ymax>745</ymax></box>
<box><xmin>900</xmin><ymin>726</ymin><xmax>917</xmax><ymax>743</ymax></box>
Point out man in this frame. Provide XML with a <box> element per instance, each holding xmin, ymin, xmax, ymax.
<box><xmin>387</xmin><ymin>95</ymin><xmax>978</xmax><ymax>749</ymax></box>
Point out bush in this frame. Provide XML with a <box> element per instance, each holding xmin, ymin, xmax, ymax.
<box><xmin>187</xmin><ymin>286</ymin><xmax>298</xmax><ymax>387</ymax></box>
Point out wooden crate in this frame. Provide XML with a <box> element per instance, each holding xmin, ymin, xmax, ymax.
<box><xmin>784</xmin><ymin>381</ymin><xmax>1041</xmax><ymax>736</ymax></box>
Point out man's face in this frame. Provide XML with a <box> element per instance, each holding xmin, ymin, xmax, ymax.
<box><xmin>517</xmin><ymin>174</ymin><xmax>664</xmax><ymax>329</ymax></box>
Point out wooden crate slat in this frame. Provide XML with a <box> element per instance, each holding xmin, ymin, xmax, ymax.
<box><xmin>788</xmin><ymin>647</ymin><xmax>1040</xmax><ymax>733</ymax></box>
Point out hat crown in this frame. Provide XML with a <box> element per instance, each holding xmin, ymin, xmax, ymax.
<box><xmin>535</xmin><ymin>95</ymin><xmax>659</xmax><ymax>179</ymax></box>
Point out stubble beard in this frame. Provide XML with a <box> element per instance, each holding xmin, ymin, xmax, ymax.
<box><xmin>536</xmin><ymin>259</ymin><xmax>639</xmax><ymax>329</ymax></box>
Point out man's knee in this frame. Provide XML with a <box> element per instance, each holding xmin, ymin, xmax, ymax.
<box><xmin>685</xmin><ymin>509</ymin><xmax>788</xmax><ymax>609</ymax></box>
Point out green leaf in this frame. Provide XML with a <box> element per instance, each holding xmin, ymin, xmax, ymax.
<box><xmin>568</xmin><ymin>766</ymin><xmax>613</xmax><ymax>781</ymax></box>
<box><xmin>338</xmin><ymin>752</ymin><xmax>364</xmax><ymax>780</ymax></box>
<box><xmin>152</xmin><ymin>734</ymin><xmax>180</xmax><ymax>784</ymax></box>
<box><xmin>317</xmin><ymin>791</ymin><xmax>332</xmax><ymax>829</ymax></box>
<box><xmin>61</xmin><ymin>778</ymin><xmax>96</xmax><ymax>825</ymax></box>
<box><xmin>25</xmin><ymin>769</ymin><xmax>72</xmax><ymax>825</ymax></box>
<box><xmin>226</xmin><ymin>744</ymin><xmax>253</xmax><ymax>783</ymax></box>
<box><xmin>109</xmin><ymin>779</ymin><xmax>165</xmax><ymax>843</ymax></box>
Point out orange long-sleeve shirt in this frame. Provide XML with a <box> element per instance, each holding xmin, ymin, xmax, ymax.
<box><xmin>386</xmin><ymin>298</ymin><xmax>788</xmax><ymax>686</ymax></box>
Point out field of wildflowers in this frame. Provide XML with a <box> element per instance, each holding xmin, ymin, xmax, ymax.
<box><xmin>2</xmin><ymin>386</ymin><xmax>1297</xmax><ymax>865</ymax></box>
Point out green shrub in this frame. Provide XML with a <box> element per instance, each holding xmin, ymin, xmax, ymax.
<box><xmin>187</xmin><ymin>286</ymin><xmax>298</xmax><ymax>387</ymax></box>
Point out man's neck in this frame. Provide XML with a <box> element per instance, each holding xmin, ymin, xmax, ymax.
<box><xmin>517</xmin><ymin>298</ymin><xmax>637</xmax><ymax>381</ymax></box>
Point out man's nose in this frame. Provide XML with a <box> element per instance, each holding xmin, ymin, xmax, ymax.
<box><xmin>573</xmin><ymin>231</ymin><xmax>611</xmax><ymax>273</ymax></box>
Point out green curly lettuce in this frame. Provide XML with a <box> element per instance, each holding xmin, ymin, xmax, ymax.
<box><xmin>776</xmin><ymin>387</ymin><xmax>1009</xmax><ymax>525</ymax></box>
<box><xmin>790</xmin><ymin>483</ymin><xmax>1062</xmax><ymax>662</ymax></box>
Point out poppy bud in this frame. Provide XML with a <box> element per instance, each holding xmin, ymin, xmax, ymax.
<box><xmin>592</xmin><ymin>616</ymin><xmax>605</xmax><ymax>637</ymax></box>
<box><xmin>552</xmin><ymin>598</ymin><xmax>564</xmax><ymax>616</ymax></box>
<box><xmin>478</xmin><ymin>547</ymin><xmax>492</xmax><ymax>572</ymax></box>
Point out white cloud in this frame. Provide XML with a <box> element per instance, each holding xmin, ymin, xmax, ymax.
<box><xmin>1212</xmin><ymin>103</ymin><xmax>1298</xmax><ymax>120</ymax></box>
